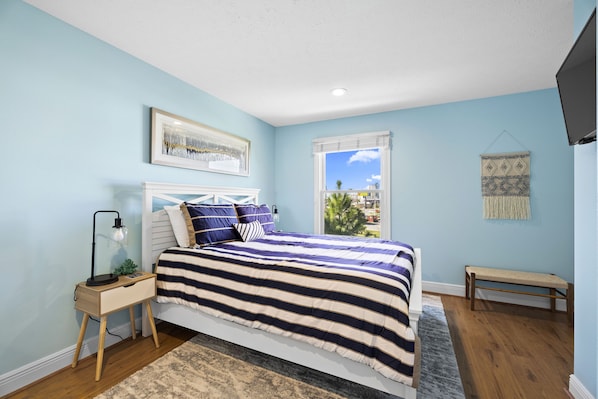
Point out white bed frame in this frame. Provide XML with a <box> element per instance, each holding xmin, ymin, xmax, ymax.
<box><xmin>141</xmin><ymin>181</ymin><xmax>422</xmax><ymax>399</ymax></box>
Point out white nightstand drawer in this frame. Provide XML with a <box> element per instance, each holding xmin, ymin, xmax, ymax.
<box><xmin>100</xmin><ymin>277</ymin><xmax>155</xmax><ymax>314</ymax></box>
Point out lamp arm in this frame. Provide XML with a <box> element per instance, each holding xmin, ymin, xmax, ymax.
<box><xmin>91</xmin><ymin>210</ymin><xmax>121</xmax><ymax>280</ymax></box>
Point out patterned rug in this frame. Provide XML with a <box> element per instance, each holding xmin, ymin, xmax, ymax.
<box><xmin>95</xmin><ymin>294</ymin><xmax>464</xmax><ymax>399</ymax></box>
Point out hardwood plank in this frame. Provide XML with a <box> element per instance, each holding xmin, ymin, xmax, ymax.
<box><xmin>3</xmin><ymin>294</ymin><xmax>573</xmax><ymax>399</ymax></box>
<box><xmin>442</xmin><ymin>294</ymin><xmax>573</xmax><ymax>399</ymax></box>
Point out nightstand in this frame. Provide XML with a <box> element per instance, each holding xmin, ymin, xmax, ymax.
<box><xmin>71</xmin><ymin>271</ymin><xmax>160</xmax><ymax>381</ymax></box>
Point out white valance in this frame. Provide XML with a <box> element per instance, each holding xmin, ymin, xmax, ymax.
<box><xmin>312</xmin><ymin>131</ymin><xmax>390</xmax><ymax>154</ymax></box>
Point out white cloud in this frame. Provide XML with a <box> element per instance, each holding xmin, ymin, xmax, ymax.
<box><xmin>348</xmin><ymin>150</ymin><xmax>379</xmax><ymax>164</ymax></box>
<box><xmin>366</xmin><ymin>174</ymin><xmax>381</xmax><ymax>186</ymax></box>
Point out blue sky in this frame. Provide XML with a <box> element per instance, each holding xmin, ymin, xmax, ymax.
<box><xmin>325</xmin><ymin>149</ymin><xmax>381</xmax><ymax>190</ymax></box>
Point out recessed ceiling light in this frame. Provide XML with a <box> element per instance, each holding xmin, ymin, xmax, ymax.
<box><xmin>331</xmin><ymin>88</ymin><xmax>348</xmax><ymax>97</ymax></box>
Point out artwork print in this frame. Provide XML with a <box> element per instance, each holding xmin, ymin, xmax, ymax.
<box><xmin>151</xmin><ymin>108</ymin><xmax>250</xmax><ymax>176</ymax></box>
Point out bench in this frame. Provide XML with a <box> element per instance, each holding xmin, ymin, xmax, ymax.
<box><xmin>465</xmin><ymin>265</ymin><xmax>573</xmax><ymax>324</ymax></box>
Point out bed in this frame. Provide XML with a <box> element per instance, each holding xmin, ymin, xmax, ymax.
<box><xmin>141</xmin><ymin>181</ymin><xmax>422</xmax><ymax>399</ymax></box>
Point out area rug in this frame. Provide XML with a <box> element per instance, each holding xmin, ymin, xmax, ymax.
<box><xmin>95</xmin><ymin>294</ymin><xmax>464</xmax><ymax>399</ymax></box>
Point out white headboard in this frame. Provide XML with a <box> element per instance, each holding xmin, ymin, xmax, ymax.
<box><xmin>141</xmin><ymin>182</ymin><xmax>260</xmax><ymax>273</ymax></box>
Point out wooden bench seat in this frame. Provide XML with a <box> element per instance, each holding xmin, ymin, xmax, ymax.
<box><xmin>465</xmin><ymin>265</ymin><xmax>573</xmax><ymax>324</ymax></box>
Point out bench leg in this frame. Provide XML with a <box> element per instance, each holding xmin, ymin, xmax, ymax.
<box><xmin>550</xmin><ymin>288</ymin><xmax>556</xmax><ymax>312</ymax></box>
<box><xmin>567</xmin><ymin>283</ymin><xmax>574</xmax><ymax>326</ymax></box>
<box><xmin>470</xmin><ymin>272</ymin><xmax>476</xmax><ymax>311</ymax></box>
<box><xmin>465</xmin><ymin>267</ymin><xmax>470</xmax><ymax>300</ymax></box>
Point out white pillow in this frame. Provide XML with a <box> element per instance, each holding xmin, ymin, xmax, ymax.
<box><xmin>233</xmin><ymin>220</ymin><xmax>265</xmax><ymax>242</ymax></box>
<box><xmin>164</xmin><ymin>205</ymin><xmax>190</xmax><ymax>247</ymax></box>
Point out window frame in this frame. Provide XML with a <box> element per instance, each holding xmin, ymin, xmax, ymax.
<box><xmin>312</xmin><ymin>131</ymin><xmax>391</xmax><ymax>239</ymax></box>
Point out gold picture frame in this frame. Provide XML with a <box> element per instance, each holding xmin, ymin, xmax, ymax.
<box><xmin>150</xmin><ymin>108</ymin><xmax>250</xmax><ymax>176</ymax></box>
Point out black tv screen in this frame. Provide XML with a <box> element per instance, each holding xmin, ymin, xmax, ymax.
<box><xmin>556</xmin><ymin>9</ymin><xmax>596</xmax><ymax>146</ymax></box>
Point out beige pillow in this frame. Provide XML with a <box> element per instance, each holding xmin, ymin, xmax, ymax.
<box><xmin>164</xmin><ymin>205</ymin><xmax>190</xmax><ymax>247</ymax></box>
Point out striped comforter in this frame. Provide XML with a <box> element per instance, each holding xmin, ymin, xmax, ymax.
<box><xmin>155</xmin><ymin>232</ymin><xmax>417</xmax><ymax>385</ymax></box>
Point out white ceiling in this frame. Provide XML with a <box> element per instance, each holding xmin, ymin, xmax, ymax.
<box><xmin>24</xmin><ymin>0</ymin><xmax>574</xmax><ymax>127</ymax></box>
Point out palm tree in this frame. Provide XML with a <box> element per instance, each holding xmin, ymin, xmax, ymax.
<box><xmin>324</xmin><ymin>180</ymin><xmax>367</xmax><ymax>236</ymax></box>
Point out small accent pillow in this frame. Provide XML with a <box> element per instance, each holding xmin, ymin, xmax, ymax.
<box><xmin>233</xmin><ymin>220</ymin><xmax>266</xmax><ymax>242</ymax></box>
<box><xmin>164</xmin><ymin>205</ymin><xmax>190</xmax><ymax>247</ymax></box>
<box><xmin>181</xmin><ymin>203</ymin><xmax>239</xmax><ymax>247</ymax></box>
<box><xmin>234</xmin><ymin>204</ymin><xmax>275</xmax><ymax>232</ymax></box>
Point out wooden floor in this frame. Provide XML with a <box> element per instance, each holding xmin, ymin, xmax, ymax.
<box><xmin>2</xmin><ymin>323</ymin><xmax>196</xmax><ymax>399</ymax></box>
<box><xmin>442</xmin><ymin>295</ymin><xmax>573</xmax><ymax>399</ymax></box>
<box><xmin>3</xmin><ymin>294</ymin><xmax>573</xmax><ymax>399</ymax></box>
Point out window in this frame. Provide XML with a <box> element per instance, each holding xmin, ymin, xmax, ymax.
<box><xmin>313</xmin><ymin>131</ymin><xmax>391</xmax><ymax>239</ymax></box>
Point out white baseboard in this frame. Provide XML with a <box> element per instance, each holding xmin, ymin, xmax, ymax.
<box><xmin>423</xmin><ymin>280</ymin><xmax>568</xmax><ymax>312</ymax></box>
<box><xmin>0</xmin><ymin>318</ymin><xmax>140</xmax><ymax>396</ymax></box>
<box><xmin>569</xmin><ymin>375</ymin><xmax>595</xmax><ymax>399</ymax></box>
<box><xmin>423</xmin><ymin>281</ymin><xmax>465</xmax><ymax>297</ymax></box>
<box><xmin>0</xmin><ymin>279</ymin><xmax>572</xmax><ymax>397</ymax></box>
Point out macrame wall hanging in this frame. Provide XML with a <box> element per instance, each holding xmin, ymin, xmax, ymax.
<box><xmin>480</xmin><ymin>131</ymin><xmax>530</xmax><ymax>220</ymax></box>
<box><xmin>481</xmin><ymin>152</ymin><xmax>530</xmax><ymax>219</ymax></box>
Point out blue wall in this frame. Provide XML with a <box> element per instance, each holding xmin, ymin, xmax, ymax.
<box><xmin>275</xmin><ymin>90</ymin><xmax>574</xmax><ymax>286</ymax></box>
<box><xmin>572</xmin><ymin>0</ymin><xmax>597</xmax><ymax>396</ymax></box>
<box><xmin>0</xmin><ymin>0</ymin><xmax>275</xmax><ymax>376</ymax></box>
<box><xmin>574</xmin><ymin>142</ymin><xmax>597</xmax><ymax>396</ymax></box>
<box><xmin>0</xmin><ymin>0</ymin><xmax>583</xmax><ymax>393</ymax></box>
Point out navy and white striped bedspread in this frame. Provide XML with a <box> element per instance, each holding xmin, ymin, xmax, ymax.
<box><xmin>155</xmin><ymin>232</ymin><xmax>417</xmax><ymax>385</ymax></box>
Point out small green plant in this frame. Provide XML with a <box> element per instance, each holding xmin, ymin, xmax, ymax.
<box><xmin>114</xmin><ymin>258</ymin><xmax>138</xmax><ymax>275</ymax></box>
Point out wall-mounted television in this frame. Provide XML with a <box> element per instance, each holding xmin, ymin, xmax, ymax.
<box><xmin>556</xmin><ymin>9</ymin><xmax>596</xmax><ymax>146</ymax></box>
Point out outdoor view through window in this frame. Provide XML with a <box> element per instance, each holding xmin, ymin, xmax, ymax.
<box><xmin>325</xmin><ymin>148</ymin><xmax>381</xmax><ymax>238</ymax></box>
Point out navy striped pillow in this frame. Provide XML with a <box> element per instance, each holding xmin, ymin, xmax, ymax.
<box><xmin>234</xmin><ymin>204</ymin><xmax>275</xmax><ymax>232</ymax></box>
<box><xmin>181</xmin><ymin>203</ymin><xmax>239</xmax><ymax>247</ymax></box>
<box><xmin>233</xmin><ymin>220</ymin><xmax>265</xmax><ymax>242</ymax></box>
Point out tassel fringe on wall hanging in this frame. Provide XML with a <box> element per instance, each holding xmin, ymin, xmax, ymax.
<box><xmin>481</xmin><ymin>151</ymin><xmax>530</xmax><ymax>220</ymax></box>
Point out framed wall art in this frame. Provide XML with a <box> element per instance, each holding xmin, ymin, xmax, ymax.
<box><xmin>150</xmin><ymin>108</ymin><xmax>250</xmax><ymax>176</ymax></box>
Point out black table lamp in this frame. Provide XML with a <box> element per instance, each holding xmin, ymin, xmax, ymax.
<box><xmin>86</xmin><ymin>210</ymin><xmax>127</xmax><ymax>286</ymax></box>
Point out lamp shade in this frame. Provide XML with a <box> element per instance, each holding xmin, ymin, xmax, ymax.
<box><xmin>111</xmin><ymin>217</ymin><xmax>128</xmax><ymax>243</ymax></box>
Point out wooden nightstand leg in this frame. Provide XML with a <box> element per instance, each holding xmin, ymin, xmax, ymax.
<box><xmin>72</xmin><ymin>313</ymin><xmax>89</xmax><ymax>368</ymax></box>
<box><xmin>95</xmin><ymin>316</ymin><xmax>108</xmax><ymax>381</ymax></box>
<box><xmin>129</xmin><ymin>306</ymin><xmax>137</xmax><ymax>340</ymax></box>
<box><xmin>145</xmin><ymin>301</ymin><xmax>160</xmax><ymax>348</ymax></box>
